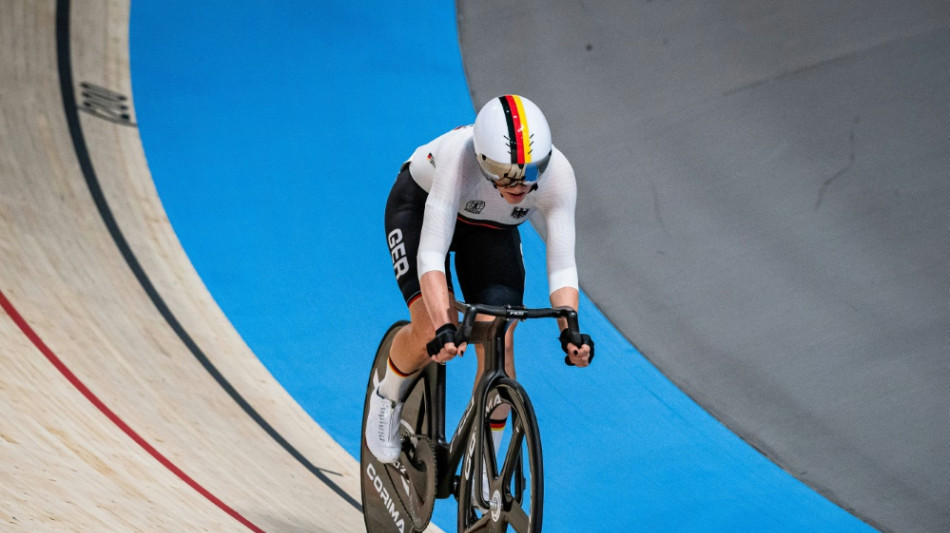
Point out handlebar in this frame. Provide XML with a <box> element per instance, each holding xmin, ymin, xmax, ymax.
<box><xmin>452</xmin><ymin>301</ymin><xmax>581</xmax><ymax>347</ymax></box>
<box><xmin>425</xmin><ymin>301</ymin><xmax>592</xmax><ymax>365</ymax></box>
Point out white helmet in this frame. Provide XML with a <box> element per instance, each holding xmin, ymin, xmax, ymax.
<box><xmin>473</xmin><ymin>95</ymin><xmax>552</xmax><ymax>187</ymax></box>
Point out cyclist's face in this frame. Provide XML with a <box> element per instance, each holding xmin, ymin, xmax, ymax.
<box><xmin>497</xmin><ymin>182</ymin><xmax>531</xmax><ymax>204</ymax></box>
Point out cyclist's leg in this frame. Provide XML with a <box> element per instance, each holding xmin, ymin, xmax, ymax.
<box><xmin>362</xmin><ymin>320</ymin><xmax>438</xmax><ymax>531</ymax></box>
<box><xmin>386</xmin><ymin>297</ymin><xmax>439</xmax><ymax>386</ymax></box>
<box><xmin>453</xmin><ymin>219</ymin><xmax>525</xmax><ymax>385</ymax></box>
<box><xmin>381</xmin><ymin>163</ymin><xmax>454</xmax><ymax>402</ymax></box>
<box><xmin>454</xmin><ymin>220</ymin><xmax>525</xmax><ymax>461</ymax></box>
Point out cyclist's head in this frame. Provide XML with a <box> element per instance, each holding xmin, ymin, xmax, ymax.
<box><xmin>473</xmin><ymin>95</ymin><xmax>552</xmax><ymax>188</ymax></box>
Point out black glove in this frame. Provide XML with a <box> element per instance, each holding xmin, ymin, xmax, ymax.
<box><xmin>559</xmin><ymin>329</ymin><xmax>595</xmax><ymax>366</ymax></box>
<box><xmin>426</xmin><ymin>323</ymin><xmax>459</xmax><ymax>357</ymax></box>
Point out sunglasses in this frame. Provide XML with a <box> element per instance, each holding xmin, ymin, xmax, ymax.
<box><xmin>478</xmin><ymin>153</ymin><xmax>551</xmax><ymax>188</ymax></box>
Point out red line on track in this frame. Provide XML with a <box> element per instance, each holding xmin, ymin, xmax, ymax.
<box><xmin>0</xmin><ymin>290</ymin><xmax>265</xmax><ymax>533</ymax></box>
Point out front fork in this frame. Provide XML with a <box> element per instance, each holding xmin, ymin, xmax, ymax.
<box><xmin>438</xmin><ymin>317</ymin><xmax>513</xmax><ymax>502</ymax></box>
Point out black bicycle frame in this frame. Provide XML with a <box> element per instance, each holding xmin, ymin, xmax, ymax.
<box><xmin>422</xmin><ymin>302</ymin><xmax>580</xmax><ymax>499</ymax></box>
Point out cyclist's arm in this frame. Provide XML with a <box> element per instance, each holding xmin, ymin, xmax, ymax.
<box><xmin>416</xmin><ymin>153</ymin><xmax>466</xmax><ymax>360</ymax></box>
<box><xmin>420</xmin><ymin>271</ymin><xmax>466</xmax><ymax>362</ymax></box>
<box><xmin>550</xmin><ymin>286</ymin><xmax>579</xmax><ymax>332</ymax></box>
<box><xmin>417</xmin><ymin>199</ymin><xmax>456</xmax><ymax>332</ymax></box>
<box><xmin>536</xmin><ymin>151</ymin><xmax>592</xmax><ymax>366</ymax></box>
<box><xmin>535</xmin><ymin>150</ymin><xmax>580</xmax><ymax>319</ymax></box>
<box><xmin>417</xmin><ymin>146</ymin><xmax>465</xmax><ymax>322</ymax></box>
<box><xmin>420</xmin><ymin>270</ymin><xmax>455</xmax><ymax>330</ymax></box>
<box><xmin>552</xmin><ymin>285</ymin><xmax>593</xmax><ymax>366</ymax></box>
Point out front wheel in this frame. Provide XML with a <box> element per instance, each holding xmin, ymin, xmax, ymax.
<box><xmin>457</xmin><ymin>378</ymin><xmax>543</xmax><ymax>533</ymax></box>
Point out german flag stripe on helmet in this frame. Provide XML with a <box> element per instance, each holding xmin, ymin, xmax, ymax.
<box><xmin>499</xmin><ymin>95</ymin><xmax>532</xmax><ymax>165</ymax></box>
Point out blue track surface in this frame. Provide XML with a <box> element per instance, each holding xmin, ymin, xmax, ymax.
<box><xmin>130</xmin><ymin>2</ymin><xmax>873</xmax><ymax>531</ymax></box>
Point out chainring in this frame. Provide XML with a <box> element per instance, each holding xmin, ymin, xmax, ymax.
<box><xmin>386</xmin><ymin>433</ymin><xmax>437</xmax><ymax>532</ymax></box>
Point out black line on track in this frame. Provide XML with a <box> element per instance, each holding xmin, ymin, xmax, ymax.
<box><xmin>55</xmin><ymin>0</ymin><xmax>362</xmax><ymax>512</ymax></box>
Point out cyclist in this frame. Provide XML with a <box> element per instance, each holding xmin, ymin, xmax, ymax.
<box><xmin>367</xmin><ymin>94</ymin><xmax>595</xmax><ymax>464</ymax></box>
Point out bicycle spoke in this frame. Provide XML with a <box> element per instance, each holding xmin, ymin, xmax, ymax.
<box><xmin>500</xmin><ymin>416</ymin><xmax>525</xmax><ymax>486</ymax></box>
<box><xmin>505</xmin><ymin>498</ymin><xmax>531</xmax><ymax>533</ymax></box>
<box><xmin>462</xmin><ymin>511</ymin><xmax>492</xmax><ymax>532</ymax></box>
<box><xmin>485</xmin><ymin>422</ymin><xmax>499</xmax><ymax>480</ymax></box>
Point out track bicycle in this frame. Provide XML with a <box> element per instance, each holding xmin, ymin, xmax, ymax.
<box><xmin>360</xmin><ymin>301</ymin><xmax>584</xmax><ymax>532</ymax></box>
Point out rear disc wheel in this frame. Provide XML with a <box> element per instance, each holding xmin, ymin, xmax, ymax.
<box><xmin>361</xmin><ymin>322</ymin><xmax>437</xmax><ymax>532</ymax></box>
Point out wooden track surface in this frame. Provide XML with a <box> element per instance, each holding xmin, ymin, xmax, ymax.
<box><xmin>0</xmin><ymin>1</ymin><xmax>380</xmax><ymax>530</ymax></box>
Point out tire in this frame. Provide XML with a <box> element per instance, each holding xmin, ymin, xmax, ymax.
<box><xmin>457</xmin><ymin>378</ymin><xmax>543</xmax><ymax>533</ymax></box>
<box><xmin>361</xmin><ymin>321</ymin><xmax>437</xmax><ymax>533</ymax></box>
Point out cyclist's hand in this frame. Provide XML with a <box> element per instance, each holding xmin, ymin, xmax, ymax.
<box><xmin>432</xmin><ymin>341</ymin><xmax>466</xmax><ymax>363</ymax></box>
<box><xmin>560</xmin><ymin>329</ymin><xmax>594</xmax><ymax>367</ymax></box>
<box><xmin>427</xmin><ymin>323</ymin><xmax>467</xmax><ymax>363</ymax></box>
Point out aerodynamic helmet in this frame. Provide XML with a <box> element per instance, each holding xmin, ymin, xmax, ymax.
<box><xmin>472</xmin><ymin>95</ymin><xmax>552</xmax><ymax>187</ymax></box>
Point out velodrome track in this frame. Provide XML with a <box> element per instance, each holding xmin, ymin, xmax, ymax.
<box><xmin>1</xmin><ymin>1</ymin><xmax>945</xmax><ymax>532</ymax></box>
<box><xmin>0</xmin><ymin>1</ymin><xmax>371</xmax><ymax>531</ymax></box>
